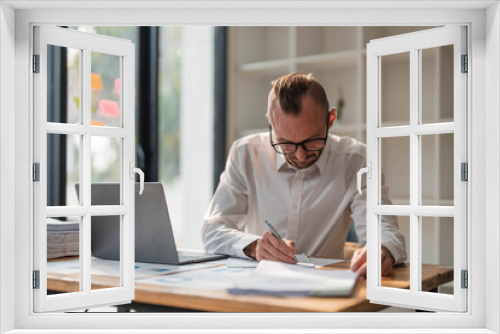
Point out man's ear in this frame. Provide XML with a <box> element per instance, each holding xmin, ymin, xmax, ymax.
<box><xmin>328</xmin><ymin>107</ymin><xmax>337</xmax><ymax>127</ymax></box>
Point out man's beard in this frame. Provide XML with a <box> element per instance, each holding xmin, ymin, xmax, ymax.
<box><xmin>285</xmin><ymin>149</ymin><xmax>323</xmax><ymax>169</ymax></box>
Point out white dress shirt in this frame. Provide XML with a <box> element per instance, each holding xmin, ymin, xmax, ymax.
<box><xmin>202</xmin><ymin>133</ymin><xmax>407</xmax><ymax>264</ymax></box>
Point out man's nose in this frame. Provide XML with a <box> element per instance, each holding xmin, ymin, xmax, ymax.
<box><xmin>295</xmin><ymin>145</ymin><xmax>308</xmax><ymax>161</ymax></box>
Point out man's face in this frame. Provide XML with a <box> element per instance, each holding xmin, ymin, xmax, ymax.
<box><xmin>269</xmin><ymin>94</ymin><xmax>328</xmax><ymax>169</ymax></box>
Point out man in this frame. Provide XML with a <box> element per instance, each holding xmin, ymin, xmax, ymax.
<box><xmin>202</xmin><ymin>72</ymin><xmax>406</xmax><ymax>276</ymax></box>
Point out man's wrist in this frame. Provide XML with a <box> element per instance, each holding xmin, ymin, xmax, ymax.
<box><xmin>244</xmin><ymin>240</ymin><xmax>257</xmax><ymax>259</ymax></box>
<box><xmin>382</xmin><ymin>245</ymin><xmax>395</xmax><ymax>265</ymax></box>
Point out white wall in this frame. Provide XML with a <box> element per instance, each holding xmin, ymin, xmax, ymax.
<box><xmin>0</xmin><ymin>2</ymin><xmax>16</xmax><ymax>333</ymax></box>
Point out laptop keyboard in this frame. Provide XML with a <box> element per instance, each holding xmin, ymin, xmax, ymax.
<box><xmin>178</xmin><ymin>254</ymin><xmax>202</xmax><ymax>262</ymax></box>
<box><xmin>177</xmin><ymin>250</ymin><xmax>227</xmax><ymax>263</ymax></box>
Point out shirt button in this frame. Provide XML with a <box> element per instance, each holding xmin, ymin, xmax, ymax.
<box><xmin>292</xmin><ymin>203</ymin><xmax>298</xmax><ymax>209</ymax></box>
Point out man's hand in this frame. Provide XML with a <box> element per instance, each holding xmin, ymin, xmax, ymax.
<box><xmin>350</xmin><ymin>245</ymin><xmax>395</xmax><ymax>277</ymax></box>
<box><xmin>244</xmin><ymin>231</ymin><xmax>296</xmax><ymax>264</ymax></box>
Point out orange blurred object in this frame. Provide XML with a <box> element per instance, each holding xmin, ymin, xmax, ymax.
<box><xmin>91</xmin><ymin>120</ymin><xmax>104</xmax><ymax>126</ymax></box>
<box><xmin>91</xmin><ymin>73</ymin><xmax>103</xmax><ymax>91</ymax></box>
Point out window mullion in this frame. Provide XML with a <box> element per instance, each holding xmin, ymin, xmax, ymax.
<box><xmin>409</xmin><ymin>47</ymin><xmax>420</xmax><ymax>295</ymax></box>
<box><xmin>365</xmin><ymin>48</ymin><xmax>379</xmax><ymax>296</ymax></box>
<box><xmin>82</xmin><ymin>47</ymin><xmax>91</xmax><ymax>295</ymax></box>
<box><xmin>46</xmin><ymin>123</ymin><xmax>131</xmax><ymax>137</ymax></box>
<box><xmin>123</xmin><ymin>46</ymin><xmax>136</xmax><ymax>295</ymax></box>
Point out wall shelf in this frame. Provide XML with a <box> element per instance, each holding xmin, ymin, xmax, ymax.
<box><xmin>295</xmin><ymin>50</ymin><xmax>359</xmax><ymax>71</ymax></box>
<box><xmin>239</xmin><ymin>59</ymin><xmax>291</xmax><ymax>76</ymax></box>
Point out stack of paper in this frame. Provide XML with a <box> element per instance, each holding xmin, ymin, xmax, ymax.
<box><xmin>228</xmin><ymin>260</ymin><xmax>358</xmax><ymax>297</ymax></box>
<box><xmin>47</xmin><ymin>218</ymin><xmax>79</xmax><ymax>259</ymax></box>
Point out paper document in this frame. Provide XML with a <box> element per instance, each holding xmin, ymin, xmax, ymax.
<box><xmin>227</xmin><ymin>257</ymin><xmax>258</xmax><ymax>268</ymax></box>
<box><xmin>138</xmin><ymin>266</ymin><xmax>254</xmax><ymax>291</ymax></box>
<box><xmin>297</xmin><ymin>254</ymin><xmax>345</xmax><ymax>268</ymax></box>
<box><xmin>227</xmin><ymin>255</ymin><xmax>345</xmax><ymax>269</ymax></box>
<box><xmin>227</xmin><ymin>256</ymin><xmax>314</xmax><ymax>268</ymax></box>
<box><xmin>309</xmin><ymin>257</ymin><xmax>345</xmax><ymax>267</ymax></box>
<box><xmin>228</xmin><ymin>260</ymin><xmax>358</xmax><ymax>297</ymax></box>
<box><xmin>295</xmin><ymin>253</ymin><xmax>314</xmax><ymax>267</ymax></box>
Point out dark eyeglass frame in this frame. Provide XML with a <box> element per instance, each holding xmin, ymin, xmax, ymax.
<box><xmin>269</xmin><ymin>117</ymin><xmax>329</xmax><ymax>155</ymax></box>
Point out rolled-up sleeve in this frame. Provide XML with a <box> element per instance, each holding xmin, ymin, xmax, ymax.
<box><xmin>348</xmin><ymin>152</ymin><xmax>407</xmax><ymax>265</ymax></box>
<box><xmin>201</xmin><ymin>142</ymin><xmax>260</xmax><ymax>258</ymax></box>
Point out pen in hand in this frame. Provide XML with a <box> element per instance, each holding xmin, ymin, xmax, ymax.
<box><xmin>264</xmin><ymin>219</ymin><xmax>298</xmax><ymax>262</ymax></box>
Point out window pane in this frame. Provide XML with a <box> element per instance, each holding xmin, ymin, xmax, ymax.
<box><xmin>91</xmin><ymin>52</ymin><xmax>121</xmax><ymax>127</ymax></box>
<box><xmin>421</xmin><ymin>45</ymin><xmax>454</xmax><ymax>124</ymax></box>
<box><xmin>69</xmin><ymin>26</ymin><xmax>138</xmax><ymax>128</ymax></box>
<box><xmin>65</xmin><ymin>27</ymin><xmax>137</xmax><ymax>208</ymax></box>
<box><xmin>47</xmin><ymin>134</ymin><xmax>80</xmax><ymax>206</ymax></box>
<box><xmin>381</xmin><ymin>52</ymin><xmax>410</xmax><ymax>127</ymax></box>
<box><xmin>158</xmin><ymin>27</ymin><xmax>181</xmax><ymax>185</ymax></box>
<box><xmin>67</xmin><ymin>47</ymin><xmax>81</xmax><ymax>124</ymax></box>
<box><xmin>158</xmin><ymin>26</ymin><xmax>215</xmax><ymax>250</ymax></box>
<box><xmin>91</xmin><ymin>215</ymin><xmax>121</xmax><ymax>290</ymax></box>
<box><xmin>47</xmin><ymin>216</ymin><xmax>81</xmax><ymax>294</ymax></box>
<box><xmin>47</xmin><ymin>45</ymin><xmax>81</xmax><ymax>124</ymax></box>
<box><xmin>381</xmin><ymin>136</ymin><xmax>410</xmax><ymax>205</ymax></box>
<box><xmin>421</xmin><ymin>133</ymin><xmax>454</xmax><ymax>206</ymax></box>
<box><xmin>380</xmin><ymin>215</ymin><xmax>410</xmax><ymax>290</ymax></box>
<box><xmin>421</xmin><ymin>216</ymin><xmax>454</xmax><ymax>295</ymax></box>
<box><xmin>91</xmin><ymin>136</ymin><xmax>121</xmax><ymax>205</ymax></box>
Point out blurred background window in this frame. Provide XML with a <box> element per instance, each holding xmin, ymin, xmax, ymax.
<box><xmin>48</xmin><ymin>26</ymin><xmax>221</xmax><ymax>249</ymax></box>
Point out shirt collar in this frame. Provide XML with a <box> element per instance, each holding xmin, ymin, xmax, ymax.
<box><xmin>274</xmin><ymin>135</ymin><xmax>332</xmax><ymax>175</ymax></box>
<box><xmin>275</xmin><ymin>152</ymin><xmax>288</xmax><ymax>172</ymax></box>
<box><xmin>314</xmin><ymin>136</ymin><xmax>330</xmax><ymax>175</ymax></box>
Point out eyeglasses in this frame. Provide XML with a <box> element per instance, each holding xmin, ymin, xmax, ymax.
<box><xmin>269</xmin><ymin>119</ymin><xmax>329</xmax><ymax>155</ymax></box>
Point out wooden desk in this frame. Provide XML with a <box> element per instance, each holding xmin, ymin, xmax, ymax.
<box><xmin>47</xmin><ymin>257</ymin><xmax>453</xmax><ymax>313</ymax></box>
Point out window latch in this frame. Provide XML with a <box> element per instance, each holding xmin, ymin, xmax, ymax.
<box><xmin>129</xmin><ymin>162</ymin><xmax>145</xmax><ymax>195</ymax></box>
<box><xmin>357</xmin><ymin>162</ymin><xmax>372</xmax><ymax>195</ymax></box>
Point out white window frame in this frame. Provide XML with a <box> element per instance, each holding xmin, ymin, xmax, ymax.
<box><xmin>366</xmin><ymin>26</ymin><xmax>467</xmax><ymax>312</ymax></box>
<box><xmin>33</xmin><ymin>25</ymin><xmax>136</xmax><ymax>312</ymax></box>
<box><xmin>1</xmin><ymin>1</ymin><xmax>498</xmax><ymax>333</ymax></box>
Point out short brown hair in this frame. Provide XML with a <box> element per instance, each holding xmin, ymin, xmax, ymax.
<box><xmin>270</xmin><ymin>72</ymin><xmax>329</xmax><ymax>115</ymax></box>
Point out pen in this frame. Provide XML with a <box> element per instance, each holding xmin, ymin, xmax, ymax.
<box><xmin>264</xmin><ymin>219</ymin><xmax>298</xmax><ymax>262</ymax></box>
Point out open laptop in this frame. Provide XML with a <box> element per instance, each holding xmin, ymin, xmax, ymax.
<box><xmin>76</xmin><ymin>182</ymin><xmax>227</xmax><ymax>265</ymax></box>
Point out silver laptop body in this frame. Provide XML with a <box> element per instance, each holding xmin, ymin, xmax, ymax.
<box><xmin>78</xmin><ymin>182</ymin><xmax>226</xmax><ymax>265</ymax></box>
